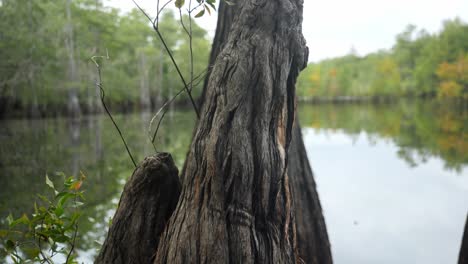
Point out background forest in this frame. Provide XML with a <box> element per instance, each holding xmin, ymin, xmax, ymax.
<box><xmin>297</xmin><ymin>19</ymin><xmax>468</xmax><ymax>100</ymax></box>
<box><xmin>1</xmin><ymin>1</ymin><xmax>467</xmax><ymax>118</ymax></box>
<box><xmin>0</xmin><ymin>0</ymin><xmax>210</xmax><ymax>118</ymax></box>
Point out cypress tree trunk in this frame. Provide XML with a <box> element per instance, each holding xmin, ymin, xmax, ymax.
<box><xmin>196</xmin><ymin>1</ymin><xmax>332</xmax><ymax>263</ymax></box>
<box><xmin>154</xmin><ymin>0</ymin><xmax>308</xmax><ymax>262</ymax></box>
<box><xmin>459</xmin><ymin>214</ymin><xmax>468</xmax><ymax>264</ymax></box>
<box><xmin>288</xmin><ymin>121</ymin><xmax>332</xmax><ymax>263</ymax></box>
<box><xmin>98</xmin><ymin>0</ymin><xmax>332</xmax><ymax>263</ymax></box>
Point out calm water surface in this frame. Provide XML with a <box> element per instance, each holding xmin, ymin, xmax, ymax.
<box><xmin>0</xmin><ymin>100</ymin><xmax>467</xmax><ymax>263</ymax></box>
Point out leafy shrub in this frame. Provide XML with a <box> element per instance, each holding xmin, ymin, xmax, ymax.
<box><xmin>0</xmin><ymin>173</ymin><xmax>86</xmax><ymax>264</ymax></box>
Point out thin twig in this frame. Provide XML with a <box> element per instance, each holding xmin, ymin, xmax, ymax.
<box><xmin>149</xmin><ymin>67</ymin><xmax>209</xmax><ymax>150</ymax></box>
<box><xmin>92</xmin><ymin>55</ymin><xmax>137</xmax><ymax>168</ymax></box>
<box><xmin>132</xmin><ymin>0</ymin><xmax>208</xmax><ymax>151</ymax></box>
<box><xmin>156</xmin><ymin>0</ymin><xmax>174</xmax><ymax>24</ymax></box>
<box><xmin>38</xmin><ymin>217</ymin><xmax>52</xmax><ymax>264</ymax></box>
<box><xmin>188</xmin><ymin>0</ymin><xmax>195</xmax><ymax>93</ymax></box>
<box><xmin>65</xmin><ymin>194</ymin><xmax>79</xmax><ymax>263</ymax></box>
<box><xmin>153</xmin><ymin>28</ymin><xmax>200</xmax><ymax>118</ymax></box>
<box><xmin>132</xmin><ymin>0</ymin><xmax>152</xmax><ymax>23</ymax></box>
<box><xmin>189</xmin><ymin>1</ymin><xmax>204</xmax><ymax>13</ymax></box>
<box><xmin>178</xmin><ymin>8</ymin><xmax>190</xmax><ymax>36</ymax></box>
<box><xmin>133</xmin><ymin>0</ymin><xmax>200</xmax><ymax>119</ymax></box>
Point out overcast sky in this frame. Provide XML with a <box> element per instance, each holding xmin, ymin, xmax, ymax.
<box><xmin>107</xmin><ymin>0</ymin><xmax>468</xmax><ymax>62</ymax></box>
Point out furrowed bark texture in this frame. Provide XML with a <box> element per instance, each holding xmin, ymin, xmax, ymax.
<box><xmin>155</xmin><ymin>0</ymin><xmax>308</xmax><ymax>263</ymax></box>
<box><xmin>459</xmin><ymin>214</ymin><xmax>468</xmax><ymax>264</ymax></box>
<box><xmin>96</xmin><ymin>153</ymin><xmax>181</xmax><ymax>264</ymax></box>
<box><xmin>288</xmin><ymin>121</ymin><xmax>332</xmax><ymax>263</ymax></box>
<box><xmin>195</xmin><ymin>1</ymin><xmax>333</xmax><ymax>263</ymax></box>
<box><xmin>197</xmin><ymin>1</ymin><xmax>241</xmax><ymax>107</ymax></box>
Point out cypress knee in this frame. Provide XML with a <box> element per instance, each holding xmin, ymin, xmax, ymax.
<box><xmin>96</xmin><ymin>153</ymin><xmax>181</xmax><ymax>264</ymax></box>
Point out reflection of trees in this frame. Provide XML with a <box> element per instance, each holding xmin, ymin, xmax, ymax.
<box><xmin>0</xmin><ymin>111</ymin><xmax>196</xmax><ymax>259</ymax></box>
<box><xmin>298</xmin><ymin>99</ymin><xmax>467</xmax><ymax>171</ymax></box>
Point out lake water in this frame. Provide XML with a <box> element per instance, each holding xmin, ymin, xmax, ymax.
<box><xmin>0</xmin><ymin>100</ymin><xmax>467</xmax><ymax>263</ymax></box>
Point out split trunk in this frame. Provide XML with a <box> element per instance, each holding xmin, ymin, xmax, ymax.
<box><xmin>98</xmin><ymin>0</ymin><xmax>332</xmax><ymax>263</ymax></box>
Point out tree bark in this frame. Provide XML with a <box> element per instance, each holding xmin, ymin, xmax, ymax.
<box><xmin>97</xmin><ymin>0</ymin><xmax>332</xmax><ymax>263</ymax></box>
<box><xmin>154</xmin><ymin>0</ymin><xmax>308</xmax><ymax>263</ymax></box>
<box><xmin>197</xmin><ymin>1</ymin><xmax>241</xmax><ymax>108</ymax></box>
<box><xmin>96</xmin><ymin>153</ymin><xmax>181</xmax><ymax>264</ymax></box>
<box><xmin>459</xmin><ymin>214</ymin><xmax>468</xmax><ymax>264</ymax></box>
<box><xmin>288</xmin><ymin>121</ymin><xmax>332</xmax><ymax>263</ymax></box>
<box><xmin>196</xmin><ymin>1</ymin><xmax>332</xmax><ymax>263</ymax></box>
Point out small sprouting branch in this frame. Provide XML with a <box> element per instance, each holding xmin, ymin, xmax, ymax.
<box><xmin>37</xmin><ymin>217</ymin><xmax>53</xmax><ymax>264</ymax></box>
<box><xmin>65</xmin><ymin>190</ymin><xmax>79</xmax><ymax>264</ymax></box>
<box><xmin>91</xmin><ymin>53</ymin><xmax>137</xmax><ymax>168</ymax></box>
<box><xmin>132</xmin><ymin>0</ymin><xmax>200</xmax><ymax>119</ymax></box>
<box><xmin>149</xmin><ymin>67</ymin><xmax>209</xmax><ymax>151</ymax></box>
<box><xmin>156</xmin><ymin>0</ymin><xmax>174</xmax><ymax>27</ymax></box>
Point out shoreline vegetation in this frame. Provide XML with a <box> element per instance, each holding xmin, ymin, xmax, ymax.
<box><xmin>296</xmin><ymin>18</ymin><xmax>467</xmax><ymax>102</ymax></box>
<box><xmin>0</xmin><ymin>1</ymin><xmax>210</xmax><ymax>120</ymax></box>
<box><xmin>1</xmin><ymin>1</ymin><xmax>467</xmax><ymax>119</ymax></box>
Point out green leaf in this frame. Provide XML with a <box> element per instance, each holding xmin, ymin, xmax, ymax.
<box><xmin>70</xmin><ymin>212</ymin><xmax>81</xmax><ymax>224</ymax></box>
<box><xmin>54</xmin><ymin>206</ymin><xmax>64</xmax><ymax>217</ymax></box>
<box><xmin>23</xmin><ymin>247</ymin><xmax>40</xmax><ymax>259</ymax></box>
<box><xmin>64</xmin><ymin>176</ymin><xmax>74</xmax><ymax>188</ymax></box>
<box><xmin>206</xmin><ymin>0</ymin><xmax>216</xmax><ymax>10</ymax></box>
<box><xmin>10</xmin><ymin>214</ymin><xmax>29</xmax><ymax>228</ymax></box>
<box><xmin>45</xmin><ymin>175</ymin><xmax>55</xmax><ymax>190</ymax></box>
<box><xmin>57</xmin><ymin>192</ymin><xmax>74</xmax><ymax>208</ymax></box>
<box><xmin>194</xmin><ymin>8</ymin><xmax>205</xmax><ymax>18</ymax></box>
<box><xmin>175</xmin><ymin>0</ymin><xmax>185</xmax><ymax>8</ymax></box>
<box><xmin>204</xmin><ymin>4</ymin><xmax>211</xmax><ymax>15</ymax></box>
<box><xmin>37</xmin><ymin>194</ymin><xmax>50</xmax><ymax>204</ymax></box>
<box><xmin>38</xmin><ymin>206</ymin><xmax>48</xmax><ymax>213</ymax></box>
<box><xmin>54</xmin><ymin>235</ymin><xmax>69</xmax><ymax>243</ymax></box>
<box><xmin>6</xmin><ymin>214</ymin><xmax>14</xmax><ymax>225</ymax></box>
<box><xmin>224</xmin><ymin>0</ymin><xmax>235</xmax><ymax>5</ymax></box>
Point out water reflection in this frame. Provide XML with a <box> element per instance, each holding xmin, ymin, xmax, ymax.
<box><xmin>303</xmin><ymin>129</ymin><xmax>468</xmax><ymax>264</ymax></box>
<box><xmin>0</xmin><ymin>111</ymin><xmax>196</xmax><ymax>261</ymax></box>
<box><xmin>0</xmin><ymin>100</ymin><xmax>466</xmax><ymax>262</ymax></box>
<box><xmin>298</xmin><ymin>99</ymin><xmax>467</xmax><ymax>171</ymax></box>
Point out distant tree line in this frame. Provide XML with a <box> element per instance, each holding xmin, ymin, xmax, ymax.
<box><xmin>0</xmin><ymin>0</ymin><xmax>210</xmax><ymax>118</ymax></box>
<box><xmin>296</xmin><ymin>18</ymin><xmax>468</xmax><ymax>100</ymax></box>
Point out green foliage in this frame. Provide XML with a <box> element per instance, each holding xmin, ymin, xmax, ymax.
<box><xmin>0</xmin><ymin>1</ymin><xmax>211</xmax><ymax>116</ymax></box>
<box><xmin>174</xmin><ymin>0</ymin><xmax>218</xmax><ymax>16</ymax></box>
<box><xmin>435</xmin><ymin>55</ymin><xmax>468</xmax><ymax>99</ymax></box>
<box><xmin>297</xmin><ymin>18</ymin><xmax>468</xmax><ymax>99</ymax></box>
<box><xmin>0</xmin><ymin>173</ymin><xmax>86</xmax><ymax>263</ymax></box>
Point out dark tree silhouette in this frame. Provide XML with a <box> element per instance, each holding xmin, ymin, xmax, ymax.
<box><xmin>459</xmin><ymin>214</ymin><xmax>468</xmax><ymax>264</ymax></box>
<box><xmin>197</xmin><ymin>1</ymin><xmax>332</xmax><ymax>263</ymax></box>
<box><xmin>97</xmin><ymin>0</ymin><xmax>332</xmax><ymax>263</ymax></box>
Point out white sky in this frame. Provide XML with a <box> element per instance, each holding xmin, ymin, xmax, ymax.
<box><xmin>106</xmin><ymin>0</ymin><xmax>468</xmax><ymax>62</ymax></box>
